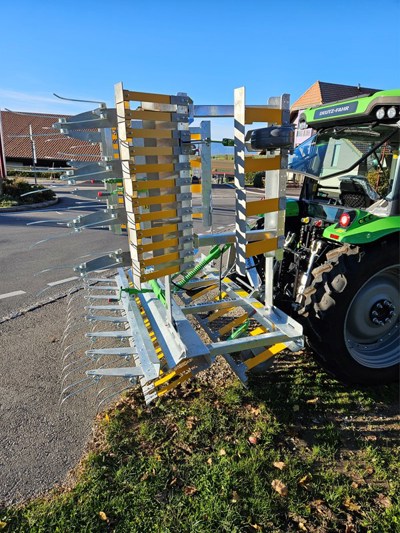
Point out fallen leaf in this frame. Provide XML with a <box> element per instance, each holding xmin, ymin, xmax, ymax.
<box><xmin>306</xmin><ymin>397</ymin><xmax>319</xmax><ymax>404</ymax></box>
<box><xmin>248</xmin><ymin>435</ymin><xmax>259</xmax><ymax>445</ymax></box>
<box><xmin>251</xmin><ymin>407</ymin><xmax>261</xmax><ymax>416</ymax></box>
<box><xmin>140</xmin><ymin>472</ymin><xmax>150</xmax><ymax>481</ymax></box>
<box><xmin>298</xmin><ymin>522</ymin><xmax>308</xmax><ymax>531</ymax></box>
<box><xmin>365</xmin><ymin>434</ymin><xmax>377</xmax><ymax>441</ymax></box>
<box><xmin>219</xmin><ymin>448</ymin><xmax>226</xmax><ymax>456</ymax></box>
<box><xmin>186</xmin><ymin>416</ymin><xmax>198</xmax><ymax>429</ymax></box>
<box><xmin>99</xmin><ymin>511</ymin><xmax>108</xmax><ymax>521</ymax></box>
<box><xmin>271</xmin><ymin>479</ymin><xmax>288</xmax><ymax>497</ymax></box>
<box><xmin>231</xmin><ymin>490</ymin><xmax>240</xmax><ymax>503</ymax></box>
<box><xmin>250</xmin><ymin>524</ymin><xmax>262</xmax><ymax>531</ymax></box>
<box><xmin>310</xmin><ymin>500</ymin><xmax>333</xmax><ymax>519</ymax></box>
<box><xmin>207</xmin><ymin>457</ymin><xmax>213</xmax><ymax>465</ymax></box>
<box><xmin>169</xmin><ymin>477</ymin><xmax>177</xmax><ymax>486</ymax></box>
<box><xmin>344</xmin><ymin>497</ymin><xmax>361</xmax><ymax>512</ymax></box>
<box><xmin>273</xmin><ymin>461</ymin><xmax>286</xmax><ymax>470</ymax></box>
<box><xmin>184</xmin><ymin>485</ymin><xmax>198</xmax><ymax>496</ymax></box>
<box><xmin>298</xmin><ymin>474</ymin><xmax>311</xmax><ymax>486</ymax></box>
<box><xmin>104</xmin><ymin>413</ymin><xmax>110</xmax><ymax>423</ymax></box>
<box><xmin>376</xmin><ymin>493</ymin><xmax>392</xmax><ymax>509</ymax></box>
<box><xmin>0</xmin><ymin>522</ymin><xmax>7</xmax><ymax>530</ymax></box>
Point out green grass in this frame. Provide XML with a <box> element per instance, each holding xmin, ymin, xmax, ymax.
<box><xmin>1</xmin><ymin>353</ymin><xmax>398</xmax><ymax>532</ymax></box>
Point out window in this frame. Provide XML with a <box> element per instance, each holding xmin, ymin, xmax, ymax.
<box><xmin>331</xmin><ymin>143</ymin><xmax>341</xmax><ymax>167</ymax></box>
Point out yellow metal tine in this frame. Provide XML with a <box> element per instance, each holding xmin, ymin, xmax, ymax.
<box><xmin>157</xmin><ymin>372</ymin><xmax>193</xmax><ymax>397</ymax></box>
<box><xmin>123</xmin><ymin>90</ymin><xmax>172</xmax><ymax>105</ymax></box>
<box><xmin>154</xmin><ymin>364</ymin><xmax>190</xmax><ymax>387</ymax></box>
<box><xmin>249</xmin><ymin>326</ymin><xmax>267</xmax><ymax>336</ymax></box>
<box><xmin>244</xmin><ymin>155</ymin><xmax>281</xmax><ymax>173</ymax></box>
<box><xmin>245</xmin><ymin>343</ymin><xmax>286</xmax><ymax>370</ymax></box>
<box><xmin>218</xmin><ymin>314</ymin><xmax>249</xmax><ymax>336</ymax></box>
<box><xmin>246</xmin><ymin>237</ymin><xmax>278</xmax><ymax>258</ymax></box>
<box><xmin>190</xmin><ymin>285</ymin><xmax>218</xmax><ymax>301</ymax></box>
<box><xmin>245</xmin><ymin>106</ymin><xmax>282</xmax><ymax>125</ymax></box>
<box><xmin>207</xmin><ymin>307</ymin><xmax>235</xmax><ymax>323</ymax></box>
<box><xmin>246</xmin><ymin>198</ymin><xmax>279</xmax><ymax>217</ymax></box>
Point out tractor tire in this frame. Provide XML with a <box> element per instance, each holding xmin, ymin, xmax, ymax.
<box><xmin>301</xmin><ymin>241</ymin><xmax>399</xmax><ymax>385</ymax></box>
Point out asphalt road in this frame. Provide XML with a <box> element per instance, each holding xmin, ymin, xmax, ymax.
<box><xmin>0</xmin><ymin>182</ymin><xmax>266</xmax><ymax>505</ymax></box>
<box><xmin>0</xmin><ymin>182</ymin><xmax>253</xmax><ymax>318</ymax></box>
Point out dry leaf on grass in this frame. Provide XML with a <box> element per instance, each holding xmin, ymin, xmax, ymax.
<box><xmin>231</xmin><ymin>490</ymin><xmax>240</xmax><ymax>503</ymax></box>
<box><xmin>310</xmin><ymin>500</ymin><xmax>334</xmax><ymax>520</ymax></box>
<box><xmin>250</xmin><ymin>524</ymin><xmax>262</xmax><ymax>531</ymax></box>
<box><xmin>248</xmin><ymin>435</ymin><xmax>259</xmax><ymax>445</ymax></box>
<box><xmin>306</xmin><ymin>397</ymin><xmax>319</xmax><ymax>404</ymax></box>
<box><xmin>219</xmin><ymin>448</ymin><xmax>227</xmax><ymax>456</ymax></box>
<box><xmin>183</xmin><ymin>485</ymin><xmax>198</xmax><ymax>496</ymax></box>
<box><xmin>186</xmin><ymin>416</ymin><xmax>198</xmax><ymax>429</ymax></box>
<box><xmin>376</xmin><ymin>493</ymin><xmax>392</xmax><ymax>509</ymax></box>
<box><xmin>271</xmin><ymin>479</ymin><xmax>288</xmax><ymax>497</ymax></box>
<box><xmin>298</xmin><ymin>474</ymin><xmax>312</xmax><ymax>487</ymax></box>
<box><xmin>99</xmin><ymin>511</ymin><xmax>108</xmax><ymax>521</ymax></box>
<box><xmin>273</xmin><ymin>461</ymin><xmax>286</xmax><ymax>470</ymax></box>
<box><xmin>344</xmin><ymin>497</ymin><xmax>361</xmax><ymax>512</ymax></box>
<box><xmin>207</xmin><ymin>457</ymin><xmax>213</xmax><ymax>465</ymax></box>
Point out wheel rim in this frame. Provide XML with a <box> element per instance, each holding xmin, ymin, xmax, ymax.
<box><xmin>344</xmin><ymin>264</ymin><xmax>400</xmax><ymax>368</ymax></box>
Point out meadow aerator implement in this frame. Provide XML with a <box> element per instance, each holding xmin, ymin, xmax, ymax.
<box><xmin>54</xmin><ymin>86</ymin><xmax>399</xmax><ymax>406</ymax></box>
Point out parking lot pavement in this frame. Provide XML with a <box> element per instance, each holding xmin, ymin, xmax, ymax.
<box><xmin>0</xmin><ymin>297</ymin><xmax>98</xmax><ymax>505</ymax></box>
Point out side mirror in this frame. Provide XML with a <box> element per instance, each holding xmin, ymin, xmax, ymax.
<box><xmin>246</xmin><ymin>125</ymin><xmax>294</xmax><ymax>151</ymax></box>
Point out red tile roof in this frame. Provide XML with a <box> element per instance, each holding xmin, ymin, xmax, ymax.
<box><xmin>291</xmin><ymin>81</ymin><xmax>380</xmax><ymax>111</ymax></box>
<box><xmin>1</xmin><ymin>110</ymin><xmax>100</xmax><ymax>164</ymax></box>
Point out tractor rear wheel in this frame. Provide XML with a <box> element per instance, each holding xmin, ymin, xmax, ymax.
<box><xmin>301</xmin><ymin>241</ymin><xmax>399</xmax><ymax>385</ymax></box>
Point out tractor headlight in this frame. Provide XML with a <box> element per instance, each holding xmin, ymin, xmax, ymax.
<box><xmin>387</xmin><ymin>106</ymin><xmax>397</xmax><ymax>119</ymax></box>
<box><xmin>376</xmin><ymin>107</ymin><xmax>386</xmax><ymax>120</ymax></box>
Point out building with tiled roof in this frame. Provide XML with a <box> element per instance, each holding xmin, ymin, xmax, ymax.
<box><xmin>291</xmin><ymin>81</ymin><xmax>380</xmax><ymax>145</ymax></box>
<box><xmin>1</xmin><ymin>110</ymin><xmax>100</xmax><ymax>170</ymax></box>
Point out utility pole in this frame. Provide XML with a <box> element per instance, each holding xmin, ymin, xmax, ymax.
<box><xmin>29</xmin><ymin>124</ymin><xmax>38</xmax><ymax>185</ymax></box>
<box><xmin>0</xmin><ymin>112</ymin><xmax>6</xmax><ymax>195</ymax></box>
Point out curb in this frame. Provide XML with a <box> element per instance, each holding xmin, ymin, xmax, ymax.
<box><xmin>0</xmin><ymin>197</ymin><xmax>58</xmax><ymax>212</ymax></box>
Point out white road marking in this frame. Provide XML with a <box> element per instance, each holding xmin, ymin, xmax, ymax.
<box><xmin>0</xmin><ymin>290</ymin><xmax>26</xmax><ymax>300</ymax></box>
<box><xmin>47</xmin><ymin>277</ymin><xmax>79</xmax><ymax>287</ymax></box>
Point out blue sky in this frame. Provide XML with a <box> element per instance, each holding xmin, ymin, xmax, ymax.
<box><xmin>1</xmin><ymin>0</ymin><xmax>399</xmax><ymax>132</ymax></box>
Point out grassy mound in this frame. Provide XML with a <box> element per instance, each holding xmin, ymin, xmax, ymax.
<box><xmin>1</xmin><ymin>353</ymin><xmax>398</xmax><ymax>532</ymax></box>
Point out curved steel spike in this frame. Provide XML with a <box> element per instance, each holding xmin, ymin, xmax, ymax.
<box><xmin>62</xmin><ymin>340</ymin><xmax>92</xmax><ymax>363</ymax></box>
<box><xmin>26</xmin><ymin>218</ymin><xmax>73</xmax><ymax>226</ymax></box>
<box><xmin>96</xmin><ymin>377</ymin><xmax>126</xmax><ymax>399</ymax></box>
<box><xmin>60</xmin><ymin>376</ymin><xmax>101</xmax><ymax>406</ymax></box>
<box><xmin>97</xmin><ymin>384</ymin><xmax>136</xmax><ymax>413</ymax></box>
<box><xmin>53</xmin><ymin>92</ymin><xmax>105</xmax><ymax>106</ymax></box>
<box><xmin>62</xmin><ymin>358</ymin><xmax>101</xmax><ymax>387</ymax></box>
<box><xmin>29</xmin><ymin>231</ymin><xmax>78</xmax><ymax>250</ymax></box>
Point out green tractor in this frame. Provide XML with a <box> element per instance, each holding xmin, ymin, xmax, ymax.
<box><xmin>251</xmin><ymin>89</ymin><xmax>399</xmax><ymax>385</ymax></box>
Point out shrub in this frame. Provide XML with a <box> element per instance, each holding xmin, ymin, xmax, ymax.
<box><xmin>1</xmin><ymin>178</ymin><xmax>56</xmax><ymax>205</ymax></box>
